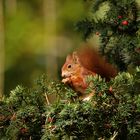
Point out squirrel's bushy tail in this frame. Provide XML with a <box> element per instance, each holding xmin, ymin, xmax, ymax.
<box><xmin>77</xmin><ymin>44</ymin><xmax>118</xmax><ymax>80</ymax></box>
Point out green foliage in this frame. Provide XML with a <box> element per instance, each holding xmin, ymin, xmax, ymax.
<box><xmin>76</xmin><ymin>0</ymin><xmax>140</xmax><ymax>70</ymax></box>
<box><xmin>1</xmin><ymin>68</ymin><xmax>140</xmax><ymax>140</ymax></box>
<box><xmin>41</xmin><ymin>67</ymin><xmax>140</xmax><ymax>140</ymax></box>
<box><xmin>43</xmin><ymin>102</ymin><xmax>96</xmax><ymax>140</ymax></box>
<box><xmin>0</xmin><ymin>75</ymin><xmax>77</xmax><ymax>140</ymax></box>
<box><xmin>0</xmin><ymin>81</ymin><xmax>46</xmax><ymax>140</ymax></box>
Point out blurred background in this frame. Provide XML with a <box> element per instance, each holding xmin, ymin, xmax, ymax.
<box><xmin>0</xmin><ymin>0</ymin><xmax>94</xmax><ymax>97</ymax></box>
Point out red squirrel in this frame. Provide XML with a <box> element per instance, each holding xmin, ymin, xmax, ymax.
<box><xmin>61</xmin><ymin>44</ymin><xmax>118</xmax><ymax>100</ymax></box>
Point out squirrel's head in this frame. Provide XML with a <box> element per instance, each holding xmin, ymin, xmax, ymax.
<box><xmin>61</xmin><ymin>51</ymin><xmax>81</xmax><ymax>79</ymax></box>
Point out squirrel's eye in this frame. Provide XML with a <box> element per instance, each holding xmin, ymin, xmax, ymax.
<box><xmin>67</xmin><ymin>64</ymin><xmax>71</xmax><ymax>69</ymax></box>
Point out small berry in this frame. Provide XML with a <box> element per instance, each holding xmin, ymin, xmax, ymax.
<box><xmin>109</xmin><ymin>86</ymin><xmax>113</xmax><ymax>93</ymax></box>
<box><xmin>122</xmin><ymin>20</ymin><xmax>128</xmax><ymax>25</ymax></box>
<box><xmin>118</xmin><ymin>15</ymin><xmax>122</xmax><ymax>19</ymax></box>
<box><xmin>20</xmin><ymin>128</ymin><xmax>28</xmax><ymax>134</ymax></box>
<box><xmin>47</xmin><ymin>117</ymin><xmax>53</xmax><ymax>123</ymax></box>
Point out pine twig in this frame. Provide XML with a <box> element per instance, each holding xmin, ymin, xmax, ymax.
<box><xmin>110</xmin><ymin>131</ymin><xmax>118</xmax><ymax>140</ymax></box>
<box><xmin>45</xmin><ymin>93</ymin><xmax>50</xmax><ymax>105</ymax></box>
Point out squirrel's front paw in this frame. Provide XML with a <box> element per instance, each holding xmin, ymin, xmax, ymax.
<box><xmin>62</xmin><ymin>78</ymin><xmax>70</xmax><ymax>84</ymax></box>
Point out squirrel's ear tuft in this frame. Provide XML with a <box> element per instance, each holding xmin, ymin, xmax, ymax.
<box><xmin>66</xmin><ymin>54</ymin><xmax>72</xmax><ymax>61</ymax></box>
<box><xmin>72</xmin><ymin>51</ymin><xmax>80</xmax><ymax>64</ymax></box>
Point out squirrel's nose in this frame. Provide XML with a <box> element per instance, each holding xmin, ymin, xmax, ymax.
<box><xmin>62</xmin><ymin>71</ymin><xmax>70</xmax><ymax>78</ymax></box>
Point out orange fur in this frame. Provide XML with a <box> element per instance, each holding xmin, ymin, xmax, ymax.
<box><xmin>76</xmin><ymin>44</ymin><xmax>118</xmax><ymax>80</ymax></box>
